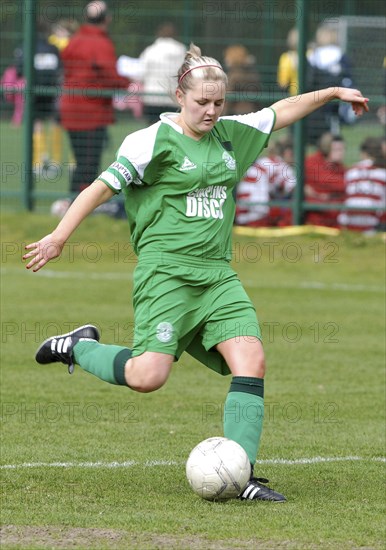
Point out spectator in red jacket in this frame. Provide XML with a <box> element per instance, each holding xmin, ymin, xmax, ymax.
<box><xmin>304</xmin><ymin>133</ymin><xmax>346</xmax><ymax>227</ymax></box>
<box><xmin>59</xmin><ymin>1</ymin><xmax>130</xmax><ymax>198</ymax></box>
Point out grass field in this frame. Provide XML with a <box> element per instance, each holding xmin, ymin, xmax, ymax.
<box><xmin>1</xmin><ymin>212</ymin><xmax>385</xmax><ymax>549</ymax></box>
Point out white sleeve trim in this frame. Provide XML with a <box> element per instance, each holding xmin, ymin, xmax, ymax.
<box><xmin>98</xmin><ymin>171</ymin><xmax>122</xmax><ymax>192</ymax></box>
<box><xmin>118</xmin><ymin>122</ymin><xmax>161</xmax><ymax>180</ymax></box>
<box><xmin>220</xmin><ymin>107</ymin><xmax>275</xmax><ymax>135</ymax></box>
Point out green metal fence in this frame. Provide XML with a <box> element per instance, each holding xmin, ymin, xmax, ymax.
<box><xmin>1</xmin><ymin>0</ymin><xmax>385</xmax><ymax>224</ymax></box>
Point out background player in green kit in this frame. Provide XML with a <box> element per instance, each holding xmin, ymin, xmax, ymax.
<box><xmin>23</xmin><ymin>44</ymin><xmax>369</xmax><ymax>502</ymax></box>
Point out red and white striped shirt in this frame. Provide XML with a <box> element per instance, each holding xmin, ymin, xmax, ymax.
<box><xmin>236</xmin><ymin>155</ymin><xmax>296</xmax><ymax>225</ymax></box>
<box><xmin>338</xmin><ymin>159</ymin><xmax>386</xmax><ymax>231</ymax></box>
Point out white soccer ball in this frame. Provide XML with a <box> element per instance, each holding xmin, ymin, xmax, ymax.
<box><xmin>186</xmin><ymin>436</ymin><xmax>251</xmax><ymax>501</ymax></box>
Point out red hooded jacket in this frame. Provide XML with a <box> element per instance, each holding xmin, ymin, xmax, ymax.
<box><xmin>60</xmin><ymin>25</ymin><xmax>129</xmax><ymax>130</ymax></box>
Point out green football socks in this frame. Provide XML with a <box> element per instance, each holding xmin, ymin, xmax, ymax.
<box><xmin>223</xmin><ymin>376</ymin><xmax>264</xmax><ymax>465</ymax></box>
<box><xmin>73</xmin><ymin>341</ymin><xmax>131</xmax><ymax>386</ymax></box>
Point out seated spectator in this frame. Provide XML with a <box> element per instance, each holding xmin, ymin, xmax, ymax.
<box><xmin>338</xmin><ymin>137</ymin><xmax>386</xmax><ymax>233</ymax></box>
<box><xmin>304</xmin><ymin>133</ymin><xmax>346</xmax><ymax>227</ymax></box>
<box><xmin>223</xmin><ymin>44</ymin><xmax>261</xmax><ymax>115</ymax></box>
<box><xmin>270</xmin><ymin>136</ymin><xmax>296</xmax><ymax>201</ymax></box>
<box><xmin>235</xmin><ymin>138</ymin><xmax>296</xmax><ymax>227</ymax></box>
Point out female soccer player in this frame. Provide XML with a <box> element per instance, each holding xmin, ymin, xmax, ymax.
<box><xmin>23</xmin><ymin>44</ymin><xmax>369</xmax><ymax>502</ymax></box>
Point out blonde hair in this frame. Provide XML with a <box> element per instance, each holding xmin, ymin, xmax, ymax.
<box><xmin>177</xmin><ymin>43</ymin><xmax>227</xmax><ymax>92</ymax></box>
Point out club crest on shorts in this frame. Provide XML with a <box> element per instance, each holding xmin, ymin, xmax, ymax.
<box><xmin>156</xmin><ymin>322</ymin><xmax>174</xmax><ymax>343</ymax></box>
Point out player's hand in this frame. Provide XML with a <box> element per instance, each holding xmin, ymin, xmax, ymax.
<box><xmin>337</xmin><ymin>87</ymin><xmax>369</xmax><ymax>116</ymax></box>
<box><xmin>23</xmin><ymin>233</ymin><xmax>65</xmax><ymax>272</ymax></box>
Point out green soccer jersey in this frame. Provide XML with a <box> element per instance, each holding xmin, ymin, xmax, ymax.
<box><xmin>99</xmin><ymin>109</ymin><xmax>276</xmax><ymax>260</ymax></box>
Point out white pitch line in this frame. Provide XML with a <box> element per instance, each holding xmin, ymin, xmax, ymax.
<box><xmin>1</xmin><ymin>268</ymin><xmax>383</xmax><ymax>293</ymax></box>
<box><xmin>0</xmin><ymin>456</ymin><xmax>384</xmax><ymax>470</ymax></box>
<box><xmin>0</xmin><ymin>460</ymin><xmax>180</xmax><ymax>470</ymax></box>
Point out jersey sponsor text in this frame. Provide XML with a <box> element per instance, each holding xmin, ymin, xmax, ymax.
<box><xmin>185</xmin><ymin>186</ymin><xmax>227</xmax><ymax>219</ymax></box>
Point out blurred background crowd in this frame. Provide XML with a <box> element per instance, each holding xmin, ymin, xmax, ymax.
<box><xmin>1</xmin><ymin>0</ymin><xmax>385</xmax><ymax>233</ymax></box>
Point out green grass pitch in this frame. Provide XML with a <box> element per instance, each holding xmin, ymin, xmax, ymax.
<box><xmin>1</xmin><ymin>212</ymin><xmax>385</xmax><ymax>549</ymax></box>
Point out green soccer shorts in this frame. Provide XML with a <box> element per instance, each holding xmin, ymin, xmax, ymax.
<box><xmin>131</xmin><ymin>252</ymin><xmax>261</xmax><ymax>375</ymax></box>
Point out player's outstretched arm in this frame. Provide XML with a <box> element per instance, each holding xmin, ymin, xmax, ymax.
<box><xmin>271</xmin><ymin>87</ymin><xmax>369</xmax><ymax>131</ymax></box>
<box><xmin>23</xmin><ymin>179</ymin><xmax>115</xmax><ymax>272</ymax></box>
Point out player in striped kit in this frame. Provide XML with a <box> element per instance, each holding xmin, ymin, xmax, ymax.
<box><xmin>339</xmin><ymin>137</ymin><xmax>386</xmax><ymax>232</ymax></box>
<box><xmin>24</xmin><ymin>43</ymin><xmax>369</xmax><ymax>502</ymax></box>
<box><xmin>235</xmin><ymin>137</ymin><xmax>296</xmax><ymax>227</ymax></box>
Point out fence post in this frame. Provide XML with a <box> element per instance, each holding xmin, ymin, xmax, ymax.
<box><xmin>182</xmin><ymin>0</ymin><xmax>193</xmax><ymax>43</ymax></box>
<box><xmin>293</xmin><ymin>0</ymin><xmax>308</xmax><ymax>225</ymax></box>
<box><xmin>22</xmin><ymin>0</ymin><xmax>35</xmax><ymax>210</ymax></box>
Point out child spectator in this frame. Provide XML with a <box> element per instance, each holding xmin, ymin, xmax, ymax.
<box><xmin>338</xmin><ymin>137</ymin><xmax>386</xmax><ymax>233</ymax></box>
<box><xmin>304</xmin><ymin>133</ymin><xmax>346</xmax><ymax>227</ymax></box>
<box><xmin>235</xmin><ymin>137</ymin><xmax>296</xmax><ymax>227</ymax></box>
